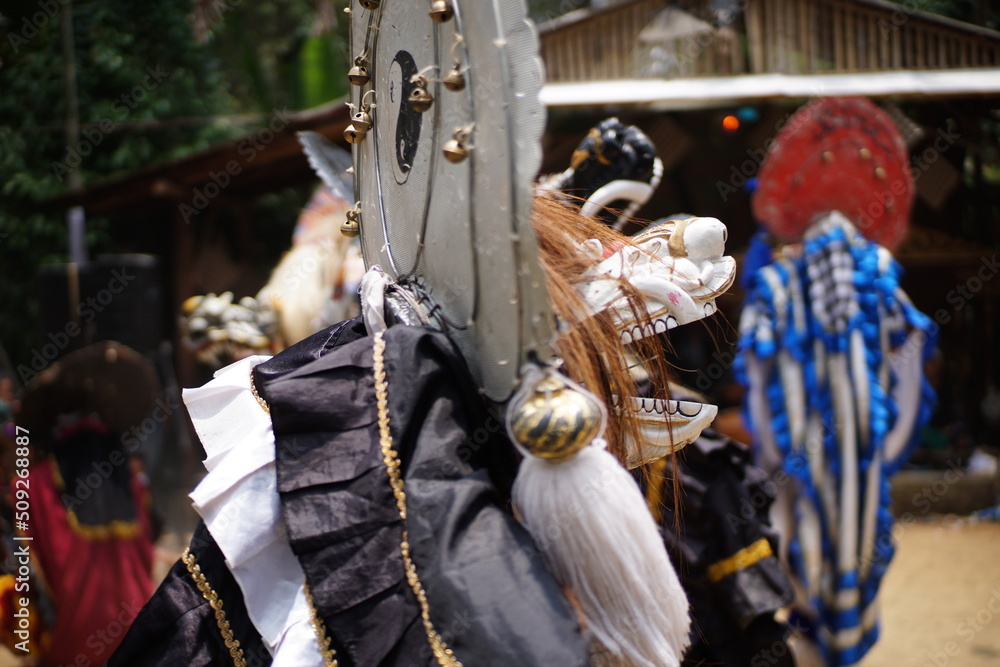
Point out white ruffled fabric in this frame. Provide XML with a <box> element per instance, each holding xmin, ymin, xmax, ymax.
<box><xmin>185</xmin><ymin>356</ymin><xmax>324</xmax><ymax>666</ymax></box>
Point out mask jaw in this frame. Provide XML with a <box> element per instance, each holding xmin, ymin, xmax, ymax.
<box><xmin>622</xmin><ymin>397</ymin><xmax>719</xmax><ymax>469</ymax></box>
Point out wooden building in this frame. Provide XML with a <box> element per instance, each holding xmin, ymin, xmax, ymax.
<box><xmin>57</xmin><ymin>0</ymin><xmax>1000</xmax><ymax>453</ymax></box>
<box><xmin>540</xmin><ymin>0</ymin><xmax>1000</xmax><ymax>105</ymax></box>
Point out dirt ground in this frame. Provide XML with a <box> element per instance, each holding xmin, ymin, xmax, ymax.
<box><xmin>3</xmin><ymin>516</ymin><xmax>998</xmax><ymax>666</ymax></box>
<box><xmin>860</xmin><ymin>518</ymin><xmax>1000</xmax><ymax>667</ymax></box>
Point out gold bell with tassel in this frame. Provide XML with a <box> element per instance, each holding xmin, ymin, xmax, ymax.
<box><xmin>507</xmin><ymin>365</ymin><xmax>692</xmax><ymax>667</ymax></box>
<box><xmin>358</xmin><ymin>0</ymin><xmax>380</xmax><ymax>9</ymax></box>
<box><xmin>508</xmin><ymin>373</ymin><xmax>602</xmax><ymax>461</ymax></box>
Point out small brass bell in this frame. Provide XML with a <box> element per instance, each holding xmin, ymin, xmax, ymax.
<box><xmin>344</xmin><ymin>124</ymin><xmax>367</xmax><ymax>144</ymax></box>
<box><xmin>442</xmin><ymin>65</ymin><xmax>465</xmax><ymax>92</ymax></box>
<box><xmin>351</xmin><ymin>109</ymin><xmax>373</xmax><ymax>132</ymax></box>
<box><xmin>443</xmin><ymin>138</ymin><xmax>469</xmax><ymax>163</ymax></box>
<box><xmin>429</xmin><ymin>0</ymin><xmax>454</xmax><ymax>22</ymax></box>
<box><xmin>348</xmin><ymin>57</ymin><xmax>370</xmax><ymax>86</ymax></box>
<box><xmin>443</xmin><ymin>126</ymin><xmax>471</xmax><ymax>163</ymax></box>
<box><xmin>341</xmin><ymin>208</ymin><xmax>361</xmax><ymax>237</ymax></box>
<box><xmin>358</xmin><ymin>0</ymin><xmax>380</xmax><ymax>9</ymax></box>
<box><xmin>408</xmin><ymin>83</ymin><xmax>433</xmax><ymax>113</ymax></box>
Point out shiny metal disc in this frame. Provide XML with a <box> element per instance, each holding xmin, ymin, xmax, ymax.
<box><xmin>348</xmin><ymin>0</ymin><xmax>553</xmax><ymax>401</ymax></box>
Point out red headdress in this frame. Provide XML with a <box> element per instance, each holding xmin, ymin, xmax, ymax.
<box><xmin>752</xmin><ymin>97</ymin><xmax>913</xmax><ymax>250</ymax></box>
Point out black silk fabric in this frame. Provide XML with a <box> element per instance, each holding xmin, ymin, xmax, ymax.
<box><xmin>109</xmin><ymin>522</ymin><xmax>272</xmax><ymax>667</ymax></box>
<box><xmin>113</xmin><ymin>319</ymin><xmax>586</xmax><ymax>666</ymax></box>
<box><xmin>259</xmin><ymin>322</ymin><xmax>587</xmax><ymax>667</ymax></box>
<box><xmin>653</xmin><ymin>430</ymin><xmax>795</xmax><ymax>667</ymax></box>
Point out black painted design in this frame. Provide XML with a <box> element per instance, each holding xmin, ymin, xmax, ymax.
<box><xmin>389</xmin><ymin>50</ymin><xmax>422</xmax><ymax>185</ymax></box>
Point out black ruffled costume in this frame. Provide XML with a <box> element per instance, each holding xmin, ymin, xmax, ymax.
<box><xmin>112</xmin><ymin>319</ymin><xmax>587</xmax><ymax>666</ymax></box>
<box><xmin>650</xmin><ymin>430</ymin><xmax>795</xmax><ymax>667</ymax></box>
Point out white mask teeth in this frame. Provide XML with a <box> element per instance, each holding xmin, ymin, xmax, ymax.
<box><xmin>631</xmin><ymin>397</ymin><xmax>704</xmax><ymax>418</ymax></box>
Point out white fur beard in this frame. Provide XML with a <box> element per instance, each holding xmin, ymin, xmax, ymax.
<box><xmin>513</xmin><ymin>444</ymin><xmax>691</xmax><ymax>666</ymax></box>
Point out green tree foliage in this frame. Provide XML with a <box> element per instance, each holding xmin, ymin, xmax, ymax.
<box><xmin>0</xmin><ymin>0</ymin><xmax>591</xmax><ymax>380</ymax></box>
<box><xmin>528</xmin><ymin>0</ymin><xmax>590</xmax><ymax>25</ymax></box>
<box><xmin>192</xmin><ymin>0</ymin><xmax>348</xmax><ymax>113</ymax></box>
<box><xmin>0</xmin><ymin>0</ymin><xmax>235</xmax><ymax>378</ymax></box>
<box><xmin>888</xmin><ymin>0</ymin><xmax>1000</xmax><ymax>28</ymax></box>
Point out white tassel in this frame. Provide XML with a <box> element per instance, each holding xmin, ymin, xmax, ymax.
<box><xmin>513</xmin><ymin>441</ymin><xmax>691</xmax><ymax>666</ymax></box>
<box><xmin>359</xmin><ymin>266</ymin><xmax>389</xmax><ymax>334</ymax></box>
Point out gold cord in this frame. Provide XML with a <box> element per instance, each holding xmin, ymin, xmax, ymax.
<box><xmin>181</xmin><ymin>548</ymin><xmax>247</xmax><ymax>667</ymax></box>
<box><xmin>372</xmin><ymin>332</ymin><xmax>463</xmax><ymax>667</ymax></box>
<box><xmin>705</xmin><ymin>537</ymin><xmax>774</xmax><ymax>583</ymax></box>
<box><xmin>644</xmin><ymin>457</ymin><xmax>669</xmax><ymax>524</ymax></box>
<box><xmin>304</xmin><ymin>581</ymin><xmax>339</xmax><ymax>667</ymax></box>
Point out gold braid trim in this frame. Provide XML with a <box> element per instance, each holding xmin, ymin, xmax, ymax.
<box><xmin>705</xmin><ymin>537</ymin><xmax>774</xmax><ymax>584</ymax></box>
<box><xmin>372</xmin><ymin>332</ymin><xmax>463</xmax><ymax>667</ymax></box>
<box><xmin>181</xmin><ymin>548</ymin><xmax>247</xmax><ymax>667</ymax></box>
<box><xmin>304</xmin><ymin>581</ymin><xmax>339</xmax><ymax>666</ymax></box>
<box><xmin>250</xmin><ymin>367</ymin><xmax>270</xmax><ymax>414</ymax></box>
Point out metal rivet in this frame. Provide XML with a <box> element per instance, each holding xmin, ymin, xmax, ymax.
<box><xmin>822</xmin><ymin>151</ymin><xmax>834</xmax><ymax>163</ymax></box>
<box><xmin>859</xmin><ymin>147</ymin><xmax>872</xmax><ymax>160</ymax></box>
<box><xmin>875</xmin><ymin>166</ymin><xmax>887</xmax><ymax>180</ymax></box>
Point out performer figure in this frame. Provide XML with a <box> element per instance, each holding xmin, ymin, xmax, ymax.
<box><xmin>113</xmin><ymin>4</ymin><xmax>742</xmax><ymax>666</ymax></box>
<box><xmin>736</xmin><ymin>97</ymin><xmax>936</xmax><ymax>666</ymax></box>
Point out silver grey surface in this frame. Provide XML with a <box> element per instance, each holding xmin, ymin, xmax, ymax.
<box><xmin>349</xmin><ymin>0</ymin><xmax>553</xmax><ymax>401</ymax></box>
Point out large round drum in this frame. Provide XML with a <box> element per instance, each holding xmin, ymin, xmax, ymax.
<box><xmin>348</xmin><ymin>0</ymin><xmax>553</xmax><ymax>401</ymax></box>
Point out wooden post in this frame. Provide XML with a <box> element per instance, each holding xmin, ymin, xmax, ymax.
<box><xmin>800</xmin><ymin>0</ymin><xmax>812</xmax><ymax>73</ymax></box>
<box><xmin>747</xmin><ymin>0</ymin><xmax>765</xmax><ymax>74</ymax></box>
<box><xmin>172</xmin><ymin>205</ymin><xmax>197</xmax><ymax>391</ymax></box>
<box><xmin>845</xmin><ymin>5</ymin><xmax>856</xmax><ymax>71</ymax></box>
<box><xmin>833</xmin><ymin>0</ymin><xmax>843</xmax><ymax>72</ymax></box>
<box><xmin>916</xmin><ymin>25</ymin><xmax>924</xmax><ymax>69</ymax></box>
